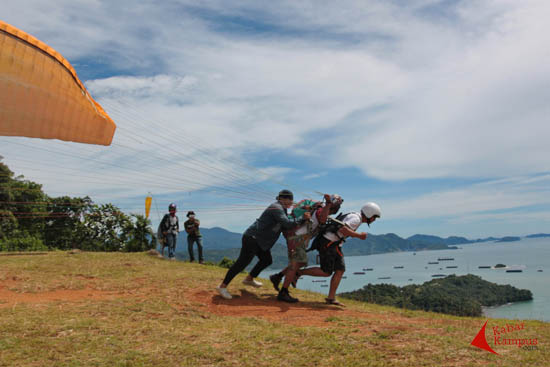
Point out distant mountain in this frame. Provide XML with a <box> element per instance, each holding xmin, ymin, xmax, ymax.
<box><xmin>345</xmin><ymin>233</ymin><xmax>451</xmax><ymax>256</ymax></box>
<box><xmin>496</xmin><ymin>236</ymin><xmax>521</xmax><ymax>243</ymax></box>
<box><xmin>174</xmin><ymin>230</ymin><xmax>459</xmax><ymax>269</ymax></box>
<box><xmin>473</xmin><ymin>237</ymin><xmax>498</xmax><ymax>242</ymax></box>
<box><xmin>169</xmin><ymin>227</ymin><xmax>549</xmax><ymax>269</ymax></box>
<box><xmin>176</xmin><ymin>227</ymin><xmax>242</xmax><ymax>250</ymax></box>
<box><xmin>407</xmin><ymin>234</ymin><xmax>473</xmax><ymax>246</ymax></box>
<box><xmin>526</xmin><ymin>233</ymin><xmax>550</xmax><ymax>238</ymax></box>
<box><xmin>406</xmin><ymin>233</ymin><xmax>547</xmax><ymax>245</ymax></box>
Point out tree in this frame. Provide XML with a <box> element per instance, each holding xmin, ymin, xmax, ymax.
<box><xmin>1</xmin><ymin>159</ymin><xmax>156</xmax><ymax>253</ymax></box>
<box><xmin>43</xmin><ymin>196</ymin><xmax>93</xmax><ymax>250</ymax></box>
<box><xmin>121</xmin><ymin>214</ymin><xmax>155</xmax><ymax>252</ymax></box>
<box><xmin>80</xmin><ymin>204</ymin><xmax>131</xmax><ymax>251</ymax></box>
<box><xmin>0</xmin><ymin>157</ymin><xmax>48</xmax><ymax>251</ymax></box>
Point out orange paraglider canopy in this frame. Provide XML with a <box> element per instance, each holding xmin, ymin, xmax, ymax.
<box><xmin>0</xmin><ymin>20</ymin><xmax>116</xmax><ymax>145</ymax></box>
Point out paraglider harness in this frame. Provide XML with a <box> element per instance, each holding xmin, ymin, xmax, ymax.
<box><xmin>306</xmin><ymin>212</ymin><xmax>351</xmax><ymax>255</ymax></box>
<box><xmin>157</xmin><ymin>214</ymin><xmax>179</xmax><ymax>246</ymax></box>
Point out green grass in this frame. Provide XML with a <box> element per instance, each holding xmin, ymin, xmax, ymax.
<box><xmin>0</xmin><ymin>251</ymin><xmax>548</xmax><ymax>367</ymax></box>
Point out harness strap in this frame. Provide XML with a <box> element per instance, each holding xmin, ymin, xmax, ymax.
<box><xmin>325</xmin><ymin>239</ymin><xmax>344</xmax><ymax>257</ymax></box>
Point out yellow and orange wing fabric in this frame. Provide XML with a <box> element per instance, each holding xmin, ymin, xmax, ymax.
<box><xmin>0</xmin><ymin>20</ymin><xmax>116</xmax><ymax>145</ymax></box>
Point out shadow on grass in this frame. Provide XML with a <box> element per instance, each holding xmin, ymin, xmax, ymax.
<box><xmin>211</xmin><ymin>289</ymin><xmax>345</xmax><ymax>313</ymax></box>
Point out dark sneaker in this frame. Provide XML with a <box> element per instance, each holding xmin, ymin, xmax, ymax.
<box><xmin>277</xmin><ymin>289</ymin><xmax>299</xmax><ymax>303</ymax></box>
<box><xmin>270</xmin><ymin>273</ymin><xmax>283</xmax><ymax>292</ymax></box>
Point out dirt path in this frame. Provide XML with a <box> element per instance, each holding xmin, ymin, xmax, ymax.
<box><xmin>186</xmin><ymin>288</ymin><xmax>442</xmax><ymax>336</ymax></box>
<box><xmin>0</xmin><ymin>276</ymin><xmax>440</xmax><ymax>337</ymax></box>
<box><xmin>0</xmin><ymin>278</ymin><xmax>118</xmax><ymax>308</ymax></box>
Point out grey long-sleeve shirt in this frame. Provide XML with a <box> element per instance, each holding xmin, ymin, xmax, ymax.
<box><xmin>244</xmin><ymin>201</ymin><xmax>302</xmax><ymax>251</ymax></box>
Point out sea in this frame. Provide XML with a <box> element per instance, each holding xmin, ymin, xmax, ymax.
<box><xmin>270</xmin><ymin>237</ymin><xmax>550</xmax><ymax>322</ymax></box>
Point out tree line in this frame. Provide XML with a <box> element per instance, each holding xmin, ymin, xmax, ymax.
<box><xmin>0</xmin><ymin>158</ymin><xmax>155</xmax><ymax>252</ymax></box>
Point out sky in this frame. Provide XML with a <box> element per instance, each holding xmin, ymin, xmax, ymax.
<box><xmin>1</xmin><ymin>0</ymin><xmax>550</xmax><ymax>238</ymax></box>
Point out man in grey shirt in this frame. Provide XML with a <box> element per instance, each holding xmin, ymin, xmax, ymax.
<box><xmin>216</xmin><ymin>190</ymin><xmax>310</xmax><ymax>300</ymax></box>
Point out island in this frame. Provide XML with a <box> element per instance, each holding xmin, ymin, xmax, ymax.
<box><xmin>339</xmin><ymin>274</ymin><xmax>532</xmax><ymax>317</ymax></box>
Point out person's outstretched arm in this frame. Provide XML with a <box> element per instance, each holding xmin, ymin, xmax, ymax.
<box><xmin>339</xmin><ymin>226</ymin><xmax>367</xmax><ymax>240</ymax></box>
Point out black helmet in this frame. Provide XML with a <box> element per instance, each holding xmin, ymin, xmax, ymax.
<box><xmin>168</xmin><ymin>203</ymin><xmax>177</xmax><ymax>211</ymax></box>
<box><xmin>187</xmin><ymin>211</ymin><xmax>195</xmax><ymax>217</ymax></box>
<box><xmin>277</xmin><ymin>189</ymin><xmax>293</xmax><ymax>200</ymax></box>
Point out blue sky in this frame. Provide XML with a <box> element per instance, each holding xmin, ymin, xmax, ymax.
<box><xmin>2</xmin><ymin>0</ymin><xmax>550</xmax><ymax>238</ymax></box>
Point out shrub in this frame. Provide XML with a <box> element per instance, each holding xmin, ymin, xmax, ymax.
<box><xmin>0</xmin><ymin>233</ymin><xmax>48</xmax><ymax>252</ymax></box>
<box><xmin>218</xmin><ymin>257</ymin><xmax>236</xmax><ymax>269</ymax></box>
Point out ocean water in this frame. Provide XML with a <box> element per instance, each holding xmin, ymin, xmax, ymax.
<box><xmin>271</xmin><ymin>237</ymin><xmax>550</xmax><ymax>321</ymax></box>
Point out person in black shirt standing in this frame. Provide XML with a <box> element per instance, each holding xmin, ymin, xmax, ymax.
<box><xmin>184</xmin><ymin>211</ymin><xmax>204</xmax><ymax>264</ymax></box>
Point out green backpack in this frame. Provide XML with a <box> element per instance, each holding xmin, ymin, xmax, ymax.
<box><xmin>288</xmin><ymin>199</ymin><xmax>320</xmax><ymax>220</ymax></box>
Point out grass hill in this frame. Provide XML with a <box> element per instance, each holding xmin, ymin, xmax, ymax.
<box><xmin>1</xmin><ymin>251</ymin><xmax>548</xmax><ymax>366</ymax></box>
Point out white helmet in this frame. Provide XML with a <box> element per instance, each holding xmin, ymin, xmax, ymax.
<box><xmin>361</xmin><ymin>202</ymin><xmax>381</xmax><ymax>219</ymax></box>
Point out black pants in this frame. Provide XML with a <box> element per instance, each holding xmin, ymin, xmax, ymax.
<box><xmin>222</xmin><ymin>235</ymin><xmax>273</xmax><ymax>285</ymax></box>
<box><xmin>315</xmin><ymin>236</ymin><xmax>346</xmax><ymax>274</ymax></box>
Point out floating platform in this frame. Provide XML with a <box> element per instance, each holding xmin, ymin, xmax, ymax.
<box><xmin>431</xmin><ymin>274</ymin><xmax>446</xmax><ymax>277</ymax></box>
<box><xmin>446</xmin><ymin>266</ymin><xmax>458</xmax><ymax>269</ymax></box>
<box><xmin>506</xmin><ymin>269</ymin><xmax>523</xmax><ymax>273</ymax></box>
<box><xmin>537</xmin><ymin>270</ymin><xmax>543</xmax><ymax>272</ymax></box>
<box><xmin>428</xmin><ymin>262</ymin><xmax>439</xmax><ymax>264</ymax></box>
<box><xmin>438</xmin><ymin>257</ymin><xmax>455</xmax><ymax>261</ymax></box>
<box><xmin>321</xmin><ymin>285</ymin><xmax>328</xmax><ymax>287</ymax></box>
<box><xmin>393</xmin><ymin>266</ymin><xmax>404</xmax><ymax>269</ymax></box>
<box><xmin>353</xmin><ymin>272</ymin><xmax>366</xmax><ymax>275</ymax></box>
<box><xmin>312</xmin><ymin>280</ymin><xmax>327</xmax><ymax>282</ymax></box>
<box><xmin>478</xmin><ymin>266</ymin><xmax>491</xmax><ymax>269</ymax></box>
<box><xmin>378</xmin><ymin>276</ymin><xmax>391</xmax><ymax>280</ymax></box>
<box><xmin>363</xmin><ymin>268</ymin><xmax>374</xmax><ymax>271</ymax></box>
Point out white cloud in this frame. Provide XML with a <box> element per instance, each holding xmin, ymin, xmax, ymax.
<box><xmin>2</xmin><ymin>0</ymin><xmax>550</xmax><ymax>234</ymax></box>
<box><xmin>380</xmin><ymin>174</ymin><xmax>550</xmax><ymax>220</ymax></box>
<box><xmin>303</xmin><ymin>172</ymin><xmax>328</xmax><ymax>180</ymax></box>
<box><xmin>4</xmin><ymin>1</ymin><xmax>548</xmax><ymax>181</ymax></box>
<box><xmin>86</xmin><ymin>75</ymin><xmax>198</xmax><ymax>100</ymax></box>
